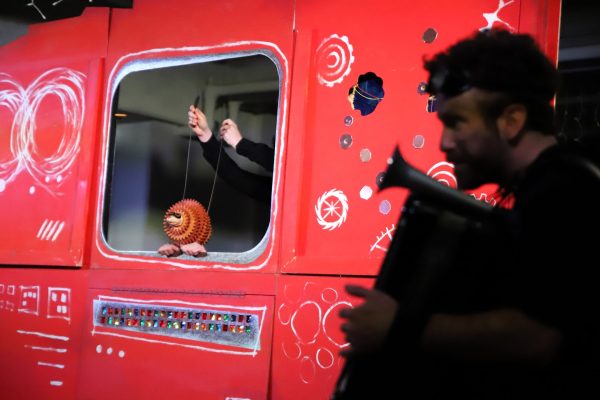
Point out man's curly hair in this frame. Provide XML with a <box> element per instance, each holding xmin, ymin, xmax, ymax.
<box><xmin>424</xmin><ymin>29</ymin><xmax>560</xmax><ymax>135</ymax></box>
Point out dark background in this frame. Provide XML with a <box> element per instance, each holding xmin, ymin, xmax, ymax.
<box><xmin>556</xmin><ymin>0</ymin><xmax>600</xmax><ymax>142</ymax></box>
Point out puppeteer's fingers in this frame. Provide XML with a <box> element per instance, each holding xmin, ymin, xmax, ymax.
<box><xmin>339</xmin><ymin>307</ymin><xmax>352</xmax><ymax>319</ymax></box>
<box><xmin>345</xmin><ymin>285</ymin><xmax>370</xmax><ymax>298</ymax></box>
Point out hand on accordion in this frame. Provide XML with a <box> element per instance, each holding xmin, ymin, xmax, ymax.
<box><xmin>338</xmin><ymin>284</ymin><xmax>399</xmax><ymax>358</ymax></box>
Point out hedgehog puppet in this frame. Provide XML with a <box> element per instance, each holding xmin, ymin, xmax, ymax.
<box><xmin>158</xmin><ymin>199</ymin><xmax>212</xmax><ymax>257</ymax></box>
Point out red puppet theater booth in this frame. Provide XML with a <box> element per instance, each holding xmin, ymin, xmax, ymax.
<box><xmin>0</xmin><ymin>1</ymin><xmax>561</xmax><ymax>399</ymax></box>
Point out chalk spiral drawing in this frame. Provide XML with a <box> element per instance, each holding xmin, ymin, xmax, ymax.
<box><xmin>0</xmin><ymin>68</ymin><xmax>86</xmax><ymax>195</ymax></box>
<box><xmin>316</xmin><ymin>34</ymin><xmax>355</xmax><ymax>87</ymax></box>
<box><xmin>426</xmin><ymin>161</ymin><xmax>457</xmax><ymax>188</ymax></box>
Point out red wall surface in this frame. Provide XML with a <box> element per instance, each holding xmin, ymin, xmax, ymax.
<box><xmin>0</xmin><ymin>1</ymin><xmax>561</xmax><ymax>399</ymax></box>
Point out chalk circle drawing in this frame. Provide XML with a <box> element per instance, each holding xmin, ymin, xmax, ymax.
<box><xmin>278</xmin><ymin>283</ymin><xmax>352</xmax><ymax>387</ymax></box>
<box><xmin>278</xmin><ymin>303</ymin><xmax>293</xmax><ymax>325</ymax></box>
<box><xmin>300</xmin><ymin>355</ymin><xmax>317</xmax><ymax>383</ymax></box>
<box><xmin>18</xmin><ymin>285</ymin><xmax>40</xmax><ymax>315</ymax></box>
<box><xmin>321</xmin><ymin>288</ymin><xmax>338</xmax><ymax>304</ymax></box>
<box><xmin>315</xmin><ymin>189</ymin><xmax>349</xmax><ymax>230</ymax></box>
<box><xmin>481</xmin><ymin>0</ymin><xmax>516</xmax><ymax>31</ymax></box>
<box><xmin>322</xmin><ymin>301</ymin><xmax>352</xmax><ymax>348</ymax></box>
<box><xmin>279</xmin><ymin>281</ymin><xmax>318</xmax><ymax>325</ymax></box>
<box><xmin>370</xmin><ymin>224</ymin><xmax>396</xmax><ymax>254</ymax></box>
<box><xmin>316</xmin><ymin>34</ymin><xmax>355</xmax><ymax>87</ymax></box>
<box><xmin>282</xmin><ymin>341</ymin><xmax>302</xmax><ymax>360</ymax></box>
<box><xmin>0</xmin><ymin>68</ymin><xmax>86</xmax><ymax>195</ymax></box>
<box><xmin>426</xmin><ymin>161</ymin><xmax>457</xmax><ymax>188</ymax></box>
<box><xmin>48</xmin><ymin>287</ymin><xmax>71</xmax><ymax>322</ymax></box>
<box><xmin>316</xmin><ymin>347</ymin><xmax>335</xmax><ymax>369</ymax></box>
<box><xmin>290</xmin><ymin>301</ymin><xmax>322</xmax><ymax>345</ymax></box>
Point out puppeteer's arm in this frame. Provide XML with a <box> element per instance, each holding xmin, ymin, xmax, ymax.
<box><xmin>236</xmin><ymin>138</ymin><xmax>274</xmax><ymax>171</ymax></box>
<box><xmin>340</xmin><ymin>285</ymin><xmax>561</xmax><ymax>366</ymax></box>
<box><xmin>220</xmin><ymin>118</ymin><xmax>274</xmax><ymax>171</ymax></box>
<box><xmin>421</xmin><ymin>309</ymin><xmax>561</xmax><ymax>365</ymax></box>
<box><xmin>189</xmin><ymin>106</ymin><xmax>272</xmax><ymax>204</ymax></box>
<box><xmin>200</xmin><ymin>135</ymin><xmax>271</xmax><ymax>204</ymax></box>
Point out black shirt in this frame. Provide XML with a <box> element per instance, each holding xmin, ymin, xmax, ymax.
<box><xmin>199</xmin><ymin>135</ymin><xmax>272</xmax><ymax>204</ymax></box>
<box><xmin>374</xmin><ymin>144</ymin><xmax>600</xmax><ymax>399</ymax></box>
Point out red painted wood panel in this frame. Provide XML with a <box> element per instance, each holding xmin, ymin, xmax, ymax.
<box><xmin>280</xmin><ymin>0</ymin><xmax>559</xmax><ymax>277</ymax></box>
<box><xmin>0</xmin><ymin>268</ymin><xmax>88</xmax><ymax>400</ymax></box>
<box><xmin>0</xmin><ymin>1</ymin><xmax>562</xmax><ymax>400</ymax></box>
<box><xmin>271</xmin><ymin>274</ymin><xmax>374</xmax><ymax>400</ymax></box>
<box><xmin>0</xmin><ymin>9</ymin><xmax>108</xmax><ymax>267</ymax></box>
<box><xmin>77</xmin><ymin>288</ymin><xmax>274</xmax><ymax>400</ymax></box>
<box><xmin>89</xmin><ymin>0</ymin><xmax>295</xmax><ymax>273</ymax></box>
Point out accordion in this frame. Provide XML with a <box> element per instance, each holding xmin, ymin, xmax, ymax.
<box><xmin>331</xmin><ymin>147</ymin><xmax>493</xmax><ymax>400</ymax></box>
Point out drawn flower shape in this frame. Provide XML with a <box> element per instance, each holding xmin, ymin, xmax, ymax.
<box><xmin>315</xmin><ymin>189</ymin><xmax>349</xmax><ymax>230</ymax></box>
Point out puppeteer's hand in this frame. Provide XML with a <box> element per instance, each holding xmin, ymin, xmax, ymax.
<box><xmin>158</xmin><ymin>243</ymin><xmax>182</xmax><ymax>257</ymax></box>
<box><xmin>339</xmin><ymin>285</ymin><xmax>399</xmax><ymax>358</ymax></box>
<box><xmin>180</xmin><ymin>242</ymin><xmax>207</xmax><ymax>257</ymax></box>
<box><xmin>219</xmin><ymin>119</ymin><xmax>243</xmax><ymax>148</ymax></box>
<box><xmin>188</xmin><ymin>105</ymin><xmax>212</xmax><ymax>143</ymax></box>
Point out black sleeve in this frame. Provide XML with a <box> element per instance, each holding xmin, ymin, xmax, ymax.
<box><xmin>236</xmin><ymin>137</ymin><xmax>275</xmax><ymax>172</ymax></box>
<box><xmin>199</xmin><ymin>135</ymin><xmax>272</xmax><ymax>204</ymax></box>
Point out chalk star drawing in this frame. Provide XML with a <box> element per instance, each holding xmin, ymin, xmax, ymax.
<box><xmin>315</xmin><ymin>189</ymin><xmax>349</xmax><ymax>230</ymax></box>
<box><xmin>481</xmin><ymin>0</ymin><xmax>516</xmax><ymax>31</ymax></box>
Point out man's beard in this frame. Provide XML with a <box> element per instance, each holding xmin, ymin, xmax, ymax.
<box><xmin>454</xmin><ymin>161</ymin><xmax>496</xmax><ymax>190</ymax></box>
